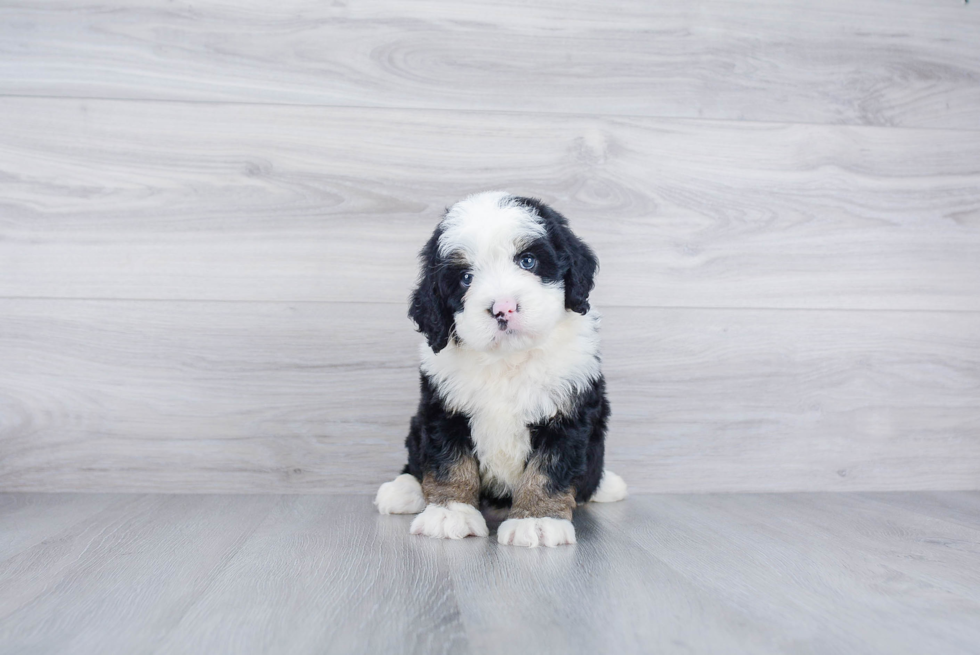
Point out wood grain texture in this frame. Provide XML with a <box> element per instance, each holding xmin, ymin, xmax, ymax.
<box><xmin>0</xmin><ymin>494</ymin><xmax>281</xmax><ymax>652</ymax></box>
<box><xmin>0</xmin><ymin>493</ymin><xmax>120</xmax><ymax>562</ymax></box>
<box><xmin>155</xmin><ymin>495</ymin><xmax>469</xmax><ymax>655</ymax></box>
<box><xmin>1</xmin><ymin>492</ymin><xmax>978</xmax><ymax>654</ymax></box>
<box><xmin>2</xmin><ymin>98</ymin><xmax>979</xmax><ymax>310</ymax></box>
<box><xmin>0</xmin><ymin>0</ymin><xmax>978</xmax><ymax>128</ymax></box>
<box><xmin>617</xmin><ymin>493</ymin><xmax>980</xmax><ymax>654</ymax></box>
<box><xmin>1</xmin><ymin>299</ymin><xmax>977</xmax><ymax>494</ymax></box>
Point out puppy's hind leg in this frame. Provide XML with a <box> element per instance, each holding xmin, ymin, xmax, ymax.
<box><xmin>374</xmin><ymin>473</ymin><xmax>426</xmax><ymax>515</ymax></box>
<box><xmin>589</xmin><ymin>470</ymin><xmax>628</xmax><ymax>503</ymax></box>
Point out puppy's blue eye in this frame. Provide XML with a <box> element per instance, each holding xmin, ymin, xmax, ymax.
<box><xmin>460</xmin><ymin>271</ymin><xmax>474</xmax><ymax>287</ymax></box>
<box><xmin>518</xmin><ymin>253</ymin><xmax>537</xmax><ymax>270</ymax></box>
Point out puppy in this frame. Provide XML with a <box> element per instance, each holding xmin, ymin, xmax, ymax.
<box><xmin>375</xmin><ymin>191</ymin><xmax>627</xmax><ymax>548</ymax></box>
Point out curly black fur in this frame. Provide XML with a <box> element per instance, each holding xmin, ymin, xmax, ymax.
<box><xmin>513</xmin><ymin>196</ymin><xmax>599</xmax><ymax>315</ymax></box>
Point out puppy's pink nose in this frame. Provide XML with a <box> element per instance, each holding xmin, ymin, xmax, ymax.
<box><xmin>492</xmin><ymin>299</ymin><xmax>518</xmax><ymax>318</ymax></box>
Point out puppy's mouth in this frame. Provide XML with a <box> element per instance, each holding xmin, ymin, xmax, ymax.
<box><xmin>492</xmin><ymin>322</ymin><xmax>528</xmax><ymax>341</ymax></box>
<box><xmin>493</xmin><ymin>315</ymin><xmax>525</xmax><ymax>335</ymax></box>
<box><xmin>484</xmin><ymin>319</ymin><xmax>538</xmax><ymax>351</ymax></box>
<box><xmin>486</xmin><ymin>316</ymin><xmax>523</xmax><ymax>340</ymax></box>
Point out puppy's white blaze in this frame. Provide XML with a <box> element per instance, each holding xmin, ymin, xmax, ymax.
<box><xmin>590</xmin><ymin>470</ymin><xmax>628</xmax><ymax>503</ymax></box>
<box><xmin>410</xmin><ymin>502</ymin><xmax>489</xmax><ymax>540</ymax></box>
<box><xmin>438</xmin><ymin>191</ymin><xmax>545</xmax><ymax>261</ymax></box>
<box><xmin>497</xmin><ymin>517</ymin><xmax>576</xmax><ymax>548</ymax></box>
<box><xmin>374</xmin><ymin>473</ymin><xmax>426</xmax><ymax>515</ymax></box>
<box><xmin>421</xmin><ymin>310</ymin><xmax>602</xmax><ymax>495</ymax></box>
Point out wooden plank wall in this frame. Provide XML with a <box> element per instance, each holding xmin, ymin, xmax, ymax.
<box><xmin>0</xmin><ymin>0</ymin><xmax>978</xmax><ymax>493</ymax></box>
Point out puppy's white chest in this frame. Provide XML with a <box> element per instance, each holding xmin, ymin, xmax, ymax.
<box><xmin>469</xmin><ymin>415</ymin><xmax>530</xmax><ymax>495</ymax></box>
<box><xmin>464</xmin><ymin>367</ymin><xmax>555</xmax><ymax>495</ymax></box>
<box><xmin>420</xmin><ymin>313</ymin><xmax>601</xmax><ymax>496</ymax></box>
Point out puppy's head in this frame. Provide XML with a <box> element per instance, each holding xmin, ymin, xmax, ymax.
<box><xmin>409</xmin><ymin>191</ymin><xmax>598</xmax><ymax>354</ymax></box>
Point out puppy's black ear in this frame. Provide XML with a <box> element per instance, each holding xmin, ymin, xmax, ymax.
<box><xmin>517</xmin><ymin>197</ymin><xmax>598</xmax><ymax>315</ymax></box>
<box><xmin>562</xmin><ymin>228</ymin><xmax>598</xmax><ymax>315</ymax></box>
<box><xmin>408</xmin><ymin>227</ymin><xmax>455</xmax><ymax>353</ymax></box>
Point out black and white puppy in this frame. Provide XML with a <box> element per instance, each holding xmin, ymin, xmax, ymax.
<box><xmin>375</xmin><ymin>191</ymin><xmax>627</xmax><ymax>548</ymax></box>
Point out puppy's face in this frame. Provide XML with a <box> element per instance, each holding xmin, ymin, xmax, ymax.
<box><xmin>410</xmin><ymin>192</ymin><xmax>597</xmax><ymax>354</ymax></box>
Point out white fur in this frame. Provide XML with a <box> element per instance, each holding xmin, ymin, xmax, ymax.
<box><xmin>497</xmin><ymin>517</ymin><xmax>576</xmax><ymax>548</ymax></box>
<box><xmin>590</xmin><ymin>470</ymin><xmax>628</xmax><ymax>503</ymax></box>
<box><xmin>374</xmin><ymin>473</ymin><xmax>426</xmax><ymax>515</ymax></box>
<box><xmin>421</xmin><ymin>192</ymin><xmax>603</xmax><ymax>497</ymax></box>
<box><xmin>438</xmin><ymin>191</ymin><xmax>545</xmax><ymax>262</ymax></box>
<box><xmin>410</xmin><ymin>502</ymin><xmax>489</xmax><ymax>539</ymax></box>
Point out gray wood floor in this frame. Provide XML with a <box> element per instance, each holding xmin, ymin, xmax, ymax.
<box><xmin>1</xmin><ymin>492</ymin><xmax>978</xmax><ymax>655</ymax></box>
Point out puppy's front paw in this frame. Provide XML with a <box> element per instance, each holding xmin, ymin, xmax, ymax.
<box><xmin>497</xmin><ymin>517</ymin><xmax>576</xmax><ymax>548</ymax></box>
<box><xmin>375</xmin><ymin>474</ymin><xmax>426</xmax><ymax>515</ymax></box>
<box><xmin>410</xmin><ymin>502</ymin><xmax>489</xmax><ymax>539</ymax></box>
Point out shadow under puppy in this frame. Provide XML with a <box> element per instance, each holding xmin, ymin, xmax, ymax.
<box><xmin>375</xmin><ymin>191</ymin><xmax>627</xmax><ymax>547</ymax></box>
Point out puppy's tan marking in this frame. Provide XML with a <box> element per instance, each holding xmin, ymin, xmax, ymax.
<box><xmin>422</xmin><ymin>455</ymin><xmax>480</xmax><ymax>507</ymax></box>
<box><xmin>508</xmin><ymin>458</ymin><xmax>576</xmax><ymax>521</ymax></box>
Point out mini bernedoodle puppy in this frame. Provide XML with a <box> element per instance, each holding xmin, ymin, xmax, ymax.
<box><xmin>375</xmin><ymin>191</ymin><xmax>627</xmax><ymax>548</ymax></box>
